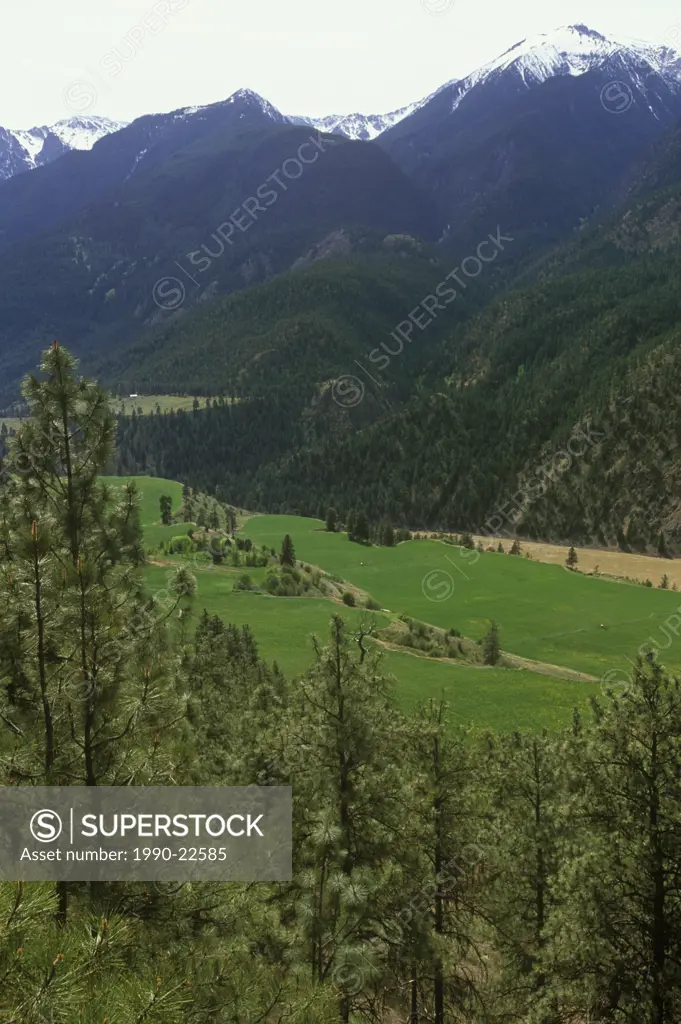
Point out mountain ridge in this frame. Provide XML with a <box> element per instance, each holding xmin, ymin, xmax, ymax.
<box><xmin>4</xmin><ymin>23</ymin><xmax>678</xmax><ymax>180</ymax></box>
<box><xmin>0</xmin><ymin>115</ymin><xmax>127</xmax><ymax>181</ymax></box>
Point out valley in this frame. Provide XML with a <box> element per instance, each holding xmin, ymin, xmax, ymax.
<box><xmin>3</xmin><ymin>12</ymin><xmax>681</xmax><ymax>1020</ymax></box>
<box><xmin>108</xmin><ymin>475</ymin><xmax>681</xmax><ymax>734</ymax></box>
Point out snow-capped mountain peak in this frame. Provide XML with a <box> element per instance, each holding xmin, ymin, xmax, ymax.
<box><xmin>290</xmin><ymin>25</ymin><xmax>681</xmax><ymax>143</ymax></box>
<box><xmin>0</xmin><ymin>115</ymin><xmax>126</xmax><ymax>182</ymax></box>
<box><xmin>447</xmin><ymin>23</ymin><xmax>681</xmax><ymax>111</ymax></box>
<box><xmin>47</xmin><ymin>115</ymin><xmax>127</xmax><ymax>151</ymax></box>
<box><xmin>174</xmin><ymin>89</ymin><xmax>286</xmax><ymax>126</ymax></box>
<box><xmin>471</xmin><ymin>23</ymin><xmax>676</xmax><ymax>81</ymax></box>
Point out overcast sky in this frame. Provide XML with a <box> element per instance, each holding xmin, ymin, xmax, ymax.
<box><xmin>6</xmin><ymin>0</ymin><xmax>681</xmax><ymax>128</ymax></box>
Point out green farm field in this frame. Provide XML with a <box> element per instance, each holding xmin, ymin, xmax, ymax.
<box><xmin>110</xmin><ymin>395</ymin><xmax>204</xmax><ymax>416</ymax></box>
<box><xmin>243</xmin><ymin>515</ymin><xmax>681</xmax><ymax>682</ymax></box>
<box><xmin>143</xmin><ymin>561</ymin><xmax>595</xmax><ymax>732</ymax></box>
<box><xmin>101</xmin><ymin>475</ymin><xmax>183</xmax><ymax>529</ymax></box>
<box><xmin>102</xmin><ymin>478</ymin><xmax>681</xmax><ymax>730</ymax></box>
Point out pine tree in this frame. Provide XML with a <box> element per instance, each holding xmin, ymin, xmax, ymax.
<box><xmin>159</xmin><ymin>494</ymin><xmax>173</xmax><ymax>525</ymax></box>
<box><xmin>536</xmin><ymin>657</ymin><xmax>681</xmax><ymax>1022</ymax></box>
<box><xmin>0</xmin><ymin>345</ymin><xmax>196</xmax><ymax>927</ymax></box>
<box><xmin>353</xmin><ymin>512</ymin><xmax>370</xmax><ymax>545</ymax></box>
<box><xmin>286</xmin><ymin>616</ymin><xmax>405</xmax><ymax>1021</ymax></box>
<box><xmin>326</xmin><ymin>507</ymin><xmax>338</xmax><ymax>533</ymax></box>
<box><xmin>482</xmin><ymin>731</ymin><xmax>564</xmax><ymax>1019</ymax></box>
<box><xmin>280</xmin><ymin>534</ymin><xmax>296</xmax><ymax>567</ymax></box>
<box><xmin>482</xmin><ymin>621</ymin><xmax>501</xmax><ymax>666</ymax></box>
<box><xmin>379</xmin><ymin>522</ymin><xmax>395</xmax><ymax>547</ymax></box>
<box><xmin>566</xmin><ymin>545</ymin><xmax>578</xmax><ymax>569</ymax></box>
<box><xmin>403</xmin><ymin>701</ymin><xmax>481</xmax><ymax>1022</ymax></box>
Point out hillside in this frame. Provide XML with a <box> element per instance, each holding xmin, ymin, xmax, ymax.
<box><xmin>110</xmin><ymin>157</ymin><xmax>681</xmax><ymax>551</ymax></box>
<box><xmin>109</xmin><ymin>245</ymin><xmax>497</xmax><ymax>487</ymax></box>
<box><xmin>379</xmin><ymin>25</ymin><xmax>681</xmax><ymax>264</ymax></box>
<box><xmin>0</xmin><ymin>115</ymin><xmax>438</xmax><ymax>401</ymax></box>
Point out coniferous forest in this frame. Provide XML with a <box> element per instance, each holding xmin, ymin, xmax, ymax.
<box><xmin>1</xmin><ymin>346</ymin><xmax>680</xmax><ymax>1022</ymax></box>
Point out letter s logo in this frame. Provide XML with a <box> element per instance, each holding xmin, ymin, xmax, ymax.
<box><xmin>30</xmin><ymin>810</ymin><xmax>63</xmax><ymax>843</ymax></box>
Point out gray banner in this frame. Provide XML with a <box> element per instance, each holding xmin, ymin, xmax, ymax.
<box><xmin>0</xmin><ymin>787</ymin><xmax>292</xmax><ymax>881</ymax></box>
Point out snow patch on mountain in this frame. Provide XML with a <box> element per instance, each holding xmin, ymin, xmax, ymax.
<box><xmin>174</xmin><ymin>89</ymin><xmax>287</xmax><ymax>125</ymax></box>
<box><xmin>49</xmin><ymin>116</ymin><xmax>126</xmax><ymax>151</ymax></box>
<box><xmin>10</xmin><ymin>129</ymin><xmax>47</xmax><ymax>163</ymax></box>
<box><xmin>2</xmin><ymin>115</ymin><xmax>126</xmax><ymax>176</ymax></box>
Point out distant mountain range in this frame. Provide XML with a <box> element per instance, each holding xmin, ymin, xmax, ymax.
<box><xmin>0</xmin><ymin>116</ymin><xmax>127</xmax><ymax>181</ymax></box>
<box><xmin>288</xmin><ymin>104</ymin><xmax>424</xmax><ymax>142</ymax></box>
<box><xmin>112</xmin><ymin>107</ymin><xmax>681</xmax><ymax>551</ymax></box>
<box><xmin>0</xmin><ymin>98</ymin><xmax>423</xmax><ymax>183</ymax></box>
<box><xmin>4</xmin><ymin>23</ymin><xmax>680</xmax><ymax>182</ymax></box>
<box><xmin>1</xmin><ymin>23</ymin><xmax>681</xmax><ymax>398</ymax></box>
<box><xmin>378</xmin><ymin>24</ymin><xmax>681</xmax><ymax>260</ymax></box>
<box><xmin>4</xmin><ymin>23</ymin><xmax>681</xmax><ymax>548</ymax></box>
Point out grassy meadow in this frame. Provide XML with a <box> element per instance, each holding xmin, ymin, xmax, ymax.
<box><xmin>243</xmin><ymin>515</ymin><xmax>681</xmax><ymax>682</ymax></box>
<box><xmin>101</xmin><ymin>477</ymin><xmax>681</xmax><ymax>731</ymax></box>
<box><xmin>110</xmin><ymin>395</ymin><xmax>204</xmax><ymax>416</ymax></box>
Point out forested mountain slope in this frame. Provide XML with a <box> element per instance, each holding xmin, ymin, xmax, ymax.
<box><xmin>0</xmin><ymin>118</ymin><xmax>438</xmax><ymax>402</ymax></box>
<box><xmin>115</xmin><ymin>164</ymin><xmax>681</xmax><ymax>551</ymax></box>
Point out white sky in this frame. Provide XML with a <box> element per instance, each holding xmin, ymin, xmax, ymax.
<box><xmin>6</xmin><ymin>0</ymin><xmax>681</xmax><ymax>128</ymax></box>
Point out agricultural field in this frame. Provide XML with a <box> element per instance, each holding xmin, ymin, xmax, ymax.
<box><xmin>143</xmin><ymin>558</ymin><xmax>595</xmax><ymax>732</ymax></box>
<box><xmin>110</xmin><ymin>395</ymin><xmax>206</xmax><ymax>417</ymax></box>
<box><xmin>243</xmin><ymin>515</ymin><xmax>681</xmax><ymax>683</ymax></box>
<box><xmin>0</xmin><ymin>418</ymin><xmax>24</xmax><ymax>433</ymax></box>
<box><xmin>101</xmin><ymin>479</ymin><xmax>597</xmax><ymax>728</ymax></box>
<box><xmin>104</xmin><ymin>478</ymin><xmax>681</xmax><ymax>731</ymax></box>
<box><xmin>101</xmin><ymin>475</ymin><xmax>183</xmax><ymax>527</ymax></box>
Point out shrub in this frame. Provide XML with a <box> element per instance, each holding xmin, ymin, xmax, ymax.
<box><xmin>342</xmin><ymin>591</ymin><xmax>356</xmax><ymax>607</ymax></box>
<box><xmin>169</xmin><ymin>536</ymin><xmax>192</xmax><ymax>555</ymax></box>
